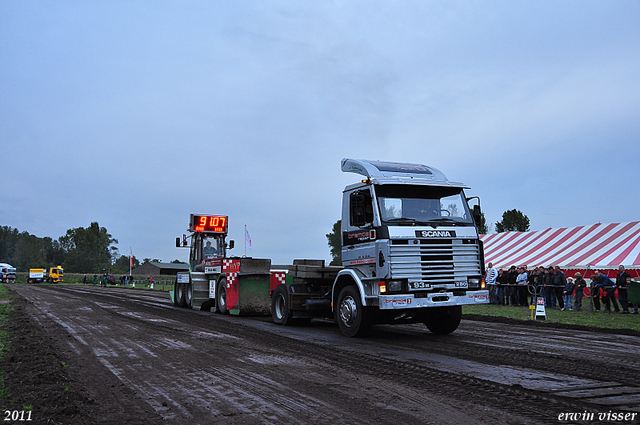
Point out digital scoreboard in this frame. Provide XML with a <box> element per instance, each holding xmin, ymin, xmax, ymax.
<box><xmin>189</xmin><ymin>214</ymin><xmax>228</xmax><ymax>234</ymax></box>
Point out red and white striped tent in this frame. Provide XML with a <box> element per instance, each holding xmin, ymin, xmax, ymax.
<box><xmin>480</xmin><ymin>221</ymin><xmax>640</xmax><ymax>278</ymax></box>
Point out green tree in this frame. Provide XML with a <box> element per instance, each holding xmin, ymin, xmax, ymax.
<box><xmin>0</xmin><ymin>226</ymin><xmax>19</xmax><ymax>264</ymax></box>
<box><xmin>112</xmin><ymin>255</ymin><xmax>141</xmax><ymax>274</ymax></box>
<box><xmin>60</xmin><ymin>222</ymin><xmax>118</xmax><ymax>273</ymax></box>
<box><xmin>142</xmin><ymin>258</ymin><xmax>162</xmax><ymax>264</ymax></box>
<box><xmin>0</xmin><ymin>226</ymin><xmax>66</xmax><ymax>270</ymax></box>
<box><xmin>43</xmin><ymin>237</ymin><xmax>65</xmax><ymax>266</ymax></box>
<box><xmin>495</xmin><ymin>209</ymin><xmax>530</xmax><ymax>233</ymax></box>
<box><xmin>477</xmin><ymin>212</ymin><xmax>489</xmax><ymax>235</ymax></box>
<box><xmin>12</xmin><ymin>232</ymin><xmax>46</xmax><ymax>270</ymax></box>
<box><xmin>326</xmin><ymin>220</ymin><xmax>342</xmax><ymax>266</ymax></box>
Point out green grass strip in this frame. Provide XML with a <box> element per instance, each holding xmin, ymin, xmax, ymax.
<box><xmin>463</xmin><ymin>303</ymin><xmax>640</xmax><ymax>332</ymax></box>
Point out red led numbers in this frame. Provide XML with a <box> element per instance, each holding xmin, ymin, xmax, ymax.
<box><xmin>191</xmin><ymin>215</ymin><xmax>228</xmax><ymax>233</ymax></box>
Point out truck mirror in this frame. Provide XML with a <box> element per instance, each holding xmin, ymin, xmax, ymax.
<box><xmin>229</xmin><ymin>240</ymin><xmax>235</xmax><ymax>250</ymax></box>
<box><xmin>472</xmin><ymin>205</ymin><xmax>482</xmax><ymax>226</ymax></box>
<box><xmin>176</xmin><ymin>237</ymin><xmax>181</xmax><ymax>248</ymax></box>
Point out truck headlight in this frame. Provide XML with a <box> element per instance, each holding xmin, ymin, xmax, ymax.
<box><xmin>468</xmin><ymin>277</ymin><xmax>481</xmax><ymax>289</ymax></box>
<box><xmin>387</xmin><ymin>280</ymin><xmax>403</xmax><ymax>292</ymax></box>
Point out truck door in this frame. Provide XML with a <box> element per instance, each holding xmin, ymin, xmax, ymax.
<box><xmin>342</xmin><ymin>188</ymin><xmax>377</xmax><ymax>275</ymax></box>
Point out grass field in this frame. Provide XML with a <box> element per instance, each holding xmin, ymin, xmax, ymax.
<box><xmin>463</xmin><ymin>303</ymin><xmax>640</xmax><ymax>332</ymax></box>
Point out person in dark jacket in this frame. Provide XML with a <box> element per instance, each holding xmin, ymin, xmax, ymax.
<box><xmin>507</xmin><ymin>266</ymin><xmax>518</xmax><ymax>306</ymax></box>
<box><xmin>573</xmin><ymin>272</ymin><xmax>587</xmax><ymax>311</ymax></box>
<box><xmin>553</xmin><ymin>266</ymin><xmax>566</xmax><ymax>309</ymax></box>
<box><xmin>543</xmin><ymin>267</ymin><xmax>555</xmax><ymax>307</ymax></box>
<box><xmin>496</xmin><ymin>269</ymin><xmax>509</xmax><ymax>305</ymax></box>
<box><xmin>616</xmin><ymin>265</ymin><xmax>631</xmax><ymax>313</ymax></box>
<box><xmin>594</xmin><ymin>270</ymin><xmax>619</xmax><ymax>312</ymax></box>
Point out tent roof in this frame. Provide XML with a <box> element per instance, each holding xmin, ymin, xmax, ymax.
<box><xmin>480</xmin><ymin>221</ymin><xmax>640</xmax><ymax>270</ymax></box>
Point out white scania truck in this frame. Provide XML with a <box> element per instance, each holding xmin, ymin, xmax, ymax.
<box><xmin>175</xmin><ymin>159</ymin><xmax>488</xmax><ymax>337</ymax></box>
<box><xmin>271</xmin><ymin>159</ymin><xmax>488</xmax><ymax>336</ymax></box>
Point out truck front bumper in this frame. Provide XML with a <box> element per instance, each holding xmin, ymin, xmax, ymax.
<box><xmin>378</xmin><ymin>290</ymin><xmax>489</xmax><ymax>310</ymax></box>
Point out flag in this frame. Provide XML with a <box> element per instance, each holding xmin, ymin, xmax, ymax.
<box><xmin>245</xmin><ymin>227</ymin><xmax>252</xmax><ymax>251</ymax></box>
<box><xmin>130</xmin><ymin>247</ymin><xmax>133</xmax><ymax>268</ymax></box>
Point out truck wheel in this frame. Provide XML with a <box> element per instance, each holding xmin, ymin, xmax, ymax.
<box><xmin>185</xmin><ymin>284</ymin><xmax>192</xmax><ymax>309</ymax></box>
<box><xmin>216</xmin><ymin>278</ymin><xmax>228</xmax><ymax>314</ymax></box>
<box><xmin>424</xmin><ymin>306</ymin><xmax>462</xmax><ymax>335</ymax></box>
<box><xmin>336</xmin><ymin>286</ymin><xmax>373</xmax><ymax>337</ymax></box>
<box><xmin>271</xmin><ymin>285</ymin><xmax>293</xmax><ymax>325</ymax></box>
<box><xmin>174</xmin><ymin>282</ymin><xmax>187</xmax><ymax>307</ymax></box>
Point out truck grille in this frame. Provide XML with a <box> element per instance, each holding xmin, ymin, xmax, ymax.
<box><xmin>389</xmin><ymin>239</ymin><xmax>481</xmax><ymax>284</ymax></box>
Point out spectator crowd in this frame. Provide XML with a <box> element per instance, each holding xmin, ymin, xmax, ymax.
<box><xmin>484</xmin><ymin>263</ymin><xmax>639</xmax><ymax>314</ymax></box>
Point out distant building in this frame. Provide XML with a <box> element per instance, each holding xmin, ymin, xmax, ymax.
<box><xmin>132</xmin><ymin>262</ymin><xmax>189</xmax><ymax>276</ymax></box>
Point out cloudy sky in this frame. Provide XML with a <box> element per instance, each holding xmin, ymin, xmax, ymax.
<box><xmin>2</xmin><ymin>1</ymin><xmax>639</xmax><ymax>265</ymax></box>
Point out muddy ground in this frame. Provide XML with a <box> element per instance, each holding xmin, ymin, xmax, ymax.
<box><xmin>2</xmin><ymin>285</ymin><xmax>639</xmax><ymax>425</ymax></box>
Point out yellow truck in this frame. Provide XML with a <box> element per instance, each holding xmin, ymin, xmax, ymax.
<box><xmin>28</xmin><ymin>266</ymin><xmax>64</xmax><ymax>283</ymax></box>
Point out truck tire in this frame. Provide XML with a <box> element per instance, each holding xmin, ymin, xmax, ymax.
<box><xmin>216</xmin><ymin>278</ymin><xmax>228</xmax><ymax>314</ymax></box>
<box><xmin>336</xmin><ymin>286</ymin><xmax>373</xmax><ymax>337</ymax></box>
<box><xmin>271</xmin><ymin>284</ymin><xmax>294</xmax><ymax>325</ymax></box>
<box><xmin>174</xmin><ymin>282</ymin><xmax>187</xmax><ymax>308</ymax></box>
<box><xmin>185</xmin><ymin>284</ymin><xmax>192</xmax><ymax>309</ymax></box>
<box><xmin>424</xmin><ymin>306</ymin><xmax>462</xmax><ymax>335</ymax></box>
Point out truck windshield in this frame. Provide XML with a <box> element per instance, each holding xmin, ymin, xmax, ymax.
<box><xmin>376</xmin><ymin>185</ymin><xmax>473</xmax><ymax>226</ymax></box>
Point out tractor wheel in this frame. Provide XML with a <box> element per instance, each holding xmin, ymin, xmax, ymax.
<box><xmin>185</xmin><ymin>284</ymin><xmax>192</xmax><ymax>309</ymax></box>
<box><xmin>174</xmin><ymin>282</ymin><xmax>187</xmax><ymax>308</ymax></box>
<box><xmin>216</xmin><ymin>278</ymin><xmax>228</xmax><ymax>314</ymax></box>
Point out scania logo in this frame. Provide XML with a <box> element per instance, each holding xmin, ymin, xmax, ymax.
<box><xmin>417</xmin><ymin>230</ymin><xmax>456</xmax><ymax>238</ymax></box>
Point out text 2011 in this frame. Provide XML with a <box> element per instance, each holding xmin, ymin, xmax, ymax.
<box><xmin>4</xmin><ymin>410</ymin><xmax>32</xmax><ymax>421</ymax></box>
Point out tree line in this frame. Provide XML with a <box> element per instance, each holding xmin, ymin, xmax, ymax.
<box><xmin>0</xmin><ymin>222</ymin><xmax>143</xmax><ymax>274</ymax></box>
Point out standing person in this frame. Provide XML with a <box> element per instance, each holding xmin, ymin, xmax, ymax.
<box><xmin>573</xmin><ymin>272</ymin><xmax>587</xmax><ymax>311</ymax></box>
<box><xmin>496</xmin><ymin>269</ymin><xmax>508</xmax><ymax>305</ymax></box>
<box><xmin>544</xmin><ymin>267</ymin><xmax>555</xmax><ymax>308</ymax></box>
<box><xmin>616</xmin><ymin>265</ymin><xmax>631</xmax><ymax>314</ymax></box>
<box><xmin>562</xmin><ymin>277</ymin><xmax>575</xmax><ymax>311</ymax></box>
<box><xmin>553</xmin><ymin>266</ymin><xmax>566</xmax><ymax>310</ymax></box>
<box><xmin>507</xmin><ymin>266</ymin><xmax>518</xmax><ymax>306</ymax></box>
<box><xmin>486</xmin><ymin>262</ymin><xmax>498</xmax><ymax>304</ymax></box>
<box><xmin>516</xmin><ymin>267</ymin><xmax>528</xmax><ymax>306</ymax></box>
<box><xmin>594</xmin><ymin>270</ymin><xmax>620</xmax><ymax>312</ymax></box>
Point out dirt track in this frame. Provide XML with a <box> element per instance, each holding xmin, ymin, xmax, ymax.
<box><xmin>6</xmin><ymin>285</ymin><xmax>640</xmax><ymax>424</ymax></box>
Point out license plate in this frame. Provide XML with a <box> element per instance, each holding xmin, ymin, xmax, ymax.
<box><xmin>410</xmin><ymin>281</ymin><xmax>430</xmax><ymax>289</ymax></box>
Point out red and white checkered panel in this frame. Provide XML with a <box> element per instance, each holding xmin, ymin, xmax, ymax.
<box><xmin>269</xmin><ymin>271</ymin><xmax>287</xmax><ymax>291</ymax></box>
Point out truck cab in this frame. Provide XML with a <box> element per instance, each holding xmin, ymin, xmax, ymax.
<box><xmin>271</xmin><ymin>159</ymin><xmax>488</xmax><ymax>337</ymax></box>
<box><xmin>331</xmin><ymin>159</ymin><xmax>488</xmax><ymax>336</ymax></box>
<box><xmin>0</xmin><ymin>263</ymin><xmax>16</xmax><ymax>283</ymax></box>
<box><xmin>47</xmin><ymin>266</ymin><xmax>64</xmax><ymax>283</ymax></box>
